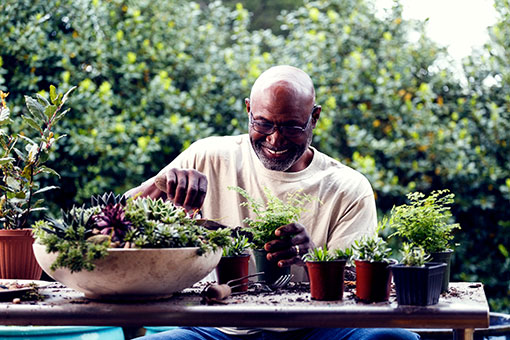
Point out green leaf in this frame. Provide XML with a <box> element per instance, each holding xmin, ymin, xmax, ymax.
<box><xmin>12</xmin><ymin>147</ymin><xmax>26</xmax><ymax>162</ymax></box>
<box><xmin>24</xmin><ymin>96</ymin><xmax>45</xmax><ymax>121</ymax></box>
<box><xmin>22</xmin><ymin>116</ymin><xmax>43</xmax><ymax>134</ymax></box>
<box><xmin>52</xmin><ymin>108</ymin><xmax>70</xmax><ymax>124</ymax></box>
<box><xmin>5</xmin><ymin>176</ymin><xmax>21</xmax><ymax>191</ymax></box>
<box><xmin>34</xmin><ymin>186</ymin><xmax>59</xmax><ymax>195</ymax></box>
<box><xmin>61</xmin><ymin>86</ymin><xmax>77</xmax><ymax>106</ymax></box>
<box><xmin>17</xmin><ymin>134</ymin><xmax>37</xmax><ymax>145</ymax></box>
<box><xmin>498</xmin><ymin>244</ymin><xmax>509</xmax><ymax>258</ymax></box>
<box><xmin>36</xmin><ymin>93</ymin><xmax>50</xmax><ymax>106</ymax></box>
<box><xmin>0</xmin><ymin>157</ymin><xmax>14</xmax><ymax>165</ymax></box>
<box><xmin>49</xmin><ymin>85</ymin><xmax>57</xmax><ymax>104</ymax></box>
<box><xmin>44</xmin><ymin>105</ymin><xmax>57</xmax><ymax>119</ymax></box>
<box><xmin>37</xmin><ymin>165</ymin><xmax>61</xmax><ymax>178</ymax></box>
<box><xmin>0</xmin><ymin>106</ymin><xmax>10</xmax><ymax>124</ymax></box>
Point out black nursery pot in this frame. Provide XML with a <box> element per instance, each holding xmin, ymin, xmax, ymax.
<box><xmin>390</xmin><ymin>262</ymin><xmax>447</xmax><ymax>306</ymax></box>
<box><xmin>253</xmin><ymin>249</ymin><xmax>290</xmax><ymax>285</ymax></box>
<box><xmin>429</xmin><ymin>249</ymin><xmax>454</xmax><ymax>293</ymax></box>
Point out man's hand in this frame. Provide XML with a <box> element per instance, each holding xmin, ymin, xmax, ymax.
<box><xmin>154</xmin><ymin>168</ymin><xmax>208</xmax><ymax>212</ymax></box>
<box><xmin>263</xmin><ymin>223</ymin><xmax>314</xmax><ymax>267</ymax></box>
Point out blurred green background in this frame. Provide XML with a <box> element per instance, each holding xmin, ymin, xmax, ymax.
<box><xmin>0</xmin><ymin>0</ymin><xmax>509</xmax><ymax>311</ymax></box>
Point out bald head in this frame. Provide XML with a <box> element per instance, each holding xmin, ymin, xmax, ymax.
<box><xmin>249</xmin><ymin>65</ymin><xmax>316</xmax><ymax>109</ymax></box>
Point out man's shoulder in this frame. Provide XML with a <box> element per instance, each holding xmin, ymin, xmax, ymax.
<box><xmin>190</xmin><ymin>134</ymin><xmax>246</xmax><ymax>148</ymax></box>
<box><xmin>313</xmin><ymin>149</ymin><xmax>373</xmax><ymax>191</ymax></box>
<box><xmin>187</xmin><ymin>134</ymin><xmax>247</xmax><ymax>155</ymax></box>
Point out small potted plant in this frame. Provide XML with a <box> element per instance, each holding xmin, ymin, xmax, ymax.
<box><xmin>387</xmin><ymin>189</ymin><xmax>461</xmax><ymax>293</ymax></box>
<box><xmin>0</xmin><ymin>86</ymin><xmax>75</xmax><ymax>279</ymax></box>
<box><xmin>215</xmin><ymin>230</ymin><xmax>252</xmax><ymax>292</ymax></box>
<box><xmin>390</xmin><ymin>243</ymin><xmax>446</xmax><ymax>306</ymax></box>
<box><xmin>229</xmin><ymin>186</ymin><xmax>313</xmax><ymax>285</ymax></box>
<box><xmin>32</xmin><ymin>192</ymin><xmax>231</xmax><ymax>299</ymax></box>
<box><xmin>352</xmin><ymin>234</ymin><xmax>393</xmax><ymax>303</ymax></box>
<box><xmin>303</xmin><ymin>245</ymin><xmax>352</xmax><ymax>301</ymax></box>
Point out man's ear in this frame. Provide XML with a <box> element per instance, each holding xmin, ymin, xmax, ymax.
<box><xmin>312</xmin><ymin>105</ymin><xmax>321</xmax><ymax>128</ymax></box>
<box><xmin>245</xmin><ymin>98</ymin><xmax>250</xmax><ymax>114</ymax></box>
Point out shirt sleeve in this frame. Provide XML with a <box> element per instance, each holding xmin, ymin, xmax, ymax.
<box><xmin>326</xmin><ymin>193</ymin><xmax>378</xmax><ymax>250</ymax></box>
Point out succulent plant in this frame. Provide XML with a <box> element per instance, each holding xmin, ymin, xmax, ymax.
<box><xmin>303</xmin><ymin>245</ymin><xmax>353</xmax><ymax>262</ymax></box>
<box><xmin>222</xmin><ymin>231</ymin><xmax>252</xmax><ymax>257</ymax></box>
<box><xmin>38</xmin><ymin>206</ymin><xmax>96</xmax><ymax>239</ymax></box>
<box><xmin>353</xmin><ymin>234</ymin><xmax>393</xmax><ymax>263</ymax></box>
<box><xmin>93</xmin><ymin>203</ymin><xmax>132</xmax><ymax>246</ymax></box>
<box><xmin>91</xmin><ymin>192</ymin><xmax>126</xmax><ymax>207</ymax></box>
<box><xmin>34</xmin><ymin>195</ymin><xmax>231</xmax><ymax>272</ymax></box>
<box><xmin>400</xmin><ymin>243</ymin><xmax>431</xmax><ymax>267</ymax></box>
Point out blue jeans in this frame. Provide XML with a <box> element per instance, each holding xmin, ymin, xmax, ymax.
<box><xmin>136</xmin><ymin>327</ymin><xmax>420</xmax><ymax>340</ymax></box>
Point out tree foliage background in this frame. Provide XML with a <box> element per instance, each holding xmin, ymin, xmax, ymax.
<box><xmin>1</xmin><ymin>0</ymin><xmax>509</xmax><ymax>311</ymax></box>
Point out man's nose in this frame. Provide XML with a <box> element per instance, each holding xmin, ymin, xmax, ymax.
<box><xmin>265</xmin><ymin>128</ymin><xmax>286</xmax><ymax>146</ymax></box>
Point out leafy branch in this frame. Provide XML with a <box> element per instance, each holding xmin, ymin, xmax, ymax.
<box><xmin>0</xmin><ymin>86</ymin><xmax>76</xmax><ymax>229</ymax></box>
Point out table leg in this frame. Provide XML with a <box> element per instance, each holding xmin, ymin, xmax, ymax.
<box><xmin>453</xmin><ymin>328</ymin><xmax>474</xmax><ymax>340</ymax></box>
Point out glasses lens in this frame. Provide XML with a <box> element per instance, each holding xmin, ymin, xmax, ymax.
<box><xmin>252</xmin><ymin>121</ymin><xmax>274</xmax><ymax>135</ymax></box>
<box><xmin>281</xmin><ymin>126</ymin><xmax>303</xmax><ymax>138</ymax></box>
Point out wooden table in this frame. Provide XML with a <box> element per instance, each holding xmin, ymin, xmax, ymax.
<box><xmin>0</xmin><ymin>282</ymin><xmax>489</xmax><ymax>340</ymax></box>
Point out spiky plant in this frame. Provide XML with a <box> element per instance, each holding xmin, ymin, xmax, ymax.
<box><xmin>91</xmin><ymin>192</ymin><xmax>126</xmax><ymax>207</ymax></box>
<box><xmin>93</xmin><ymin>203</ymin><xmax>132</xmax><ymax>246</ymax></box>
<box><xmin>37</xmin><ymin>206</ymin><xmax>96</xmax><ymax>239</ymax></box>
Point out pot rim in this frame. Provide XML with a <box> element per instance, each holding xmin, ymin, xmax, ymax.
<box><xmin>33</xmin><ymin>243</ymin><xmax>219</xmax><ymax>253</ymax></box>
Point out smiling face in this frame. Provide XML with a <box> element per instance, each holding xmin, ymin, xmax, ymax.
<box><xmin>246</xmin><ymin>66</ymin><xmax>321</xmax><ymax>172</ymax></box>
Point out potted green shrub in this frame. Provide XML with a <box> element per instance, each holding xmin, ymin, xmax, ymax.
<box><xmin>0</xmin><ymin>86</ymin><xmax>75</xmax><ymax>279</ymax></box>
<box><xmin>32</xmin><ymin>192</ymin><xmax>231</xmax><ymax>299</ymax></box>
<box><xmin>387</xmin><ymin>189</ymin><xmax>461</xmax><ymax>293</ymax></box>
<box><xmin>215</xmin><ymin>231</ymin><xmax>252</xmax><ymax>292</ymax></box>
<box><xmin>303</xmin><ymin>245</ymin><xmax>352</xmax><ymax>301</ymax></box>
<box><xmin>390</xmin><ymin>243</ymin><xmax>446</xmax><ymax>306</ymax></box>
<box><xmin>229</xmin><ymin>186</ymin><xmax>313</xmax><ymax>285</ymax></box>
<box><xmin>352</xmin><ymin>234</ymin><xmax>393</xmax><ymax>303</ymax></box>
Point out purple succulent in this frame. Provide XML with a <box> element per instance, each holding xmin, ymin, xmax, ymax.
<box><xmin>93</xmin><ymin>203</ymin><xmax>132</xmax><ymax>245</ymax></box>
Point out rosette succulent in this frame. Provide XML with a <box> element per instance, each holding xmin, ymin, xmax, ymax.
<box><xmin>93</xmin><ymin>203</ymin><xmax>132</xmax><ymax>246</ymax></box>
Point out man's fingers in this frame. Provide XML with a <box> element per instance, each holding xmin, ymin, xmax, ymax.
<box><xmin>165</xmin><ymin>170</ymin><xmax>177</xmax><ymax>199</ymax></box>
<box><xmin>275</xmin><ymin>223</ymin><xmax>304</xmax><ymax>237</ymax></box>
<box><xmin>172</xmin><ymin>169</ymin><xmax>189</xmax><ymax>207</ymax></box>
<box><xmin>182</xmin><ymin>171</ymin><xmax>205</xmax><ymax>211</ymax></box>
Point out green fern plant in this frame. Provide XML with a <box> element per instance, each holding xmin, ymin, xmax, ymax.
<box><xmin>228</xmin><ymin>186</ymin><xmax>314</xmax><ymax>249</ymax></box>
<box><xmin>387</xmin><ymin>189</ymin><xmax>461</xmax><ymax>253</ymax></box>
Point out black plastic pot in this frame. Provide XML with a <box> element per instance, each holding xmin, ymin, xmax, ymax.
<box><xmin>390</xmin><ymin>262</ymin><xmax>446</xmax><ymax>306</ymax></box>
<box><xmin>429</xmin><ymin>249</ymin><xmax>454</xmax><ymax>293</ymax></box>
<box><xmin>253</xmin><ymin>249</ymin><xmax>290</xmax><ymax>285</ymax></box>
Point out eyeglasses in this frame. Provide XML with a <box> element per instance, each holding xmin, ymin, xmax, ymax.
<box><xmin>249</xmin><ymin>106</ymin><xmax>317</xmax><ymax>138</ymax></box>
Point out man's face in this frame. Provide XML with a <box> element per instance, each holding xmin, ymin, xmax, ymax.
<box><xmin>248</xmin><ymin>101</ymin><xmax>315</xmax><ymax>172</ymax></box>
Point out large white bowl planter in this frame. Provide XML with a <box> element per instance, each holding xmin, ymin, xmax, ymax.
<box><xmin>33</xmin><ymin>243</ymin><xmax>221</xmax><ymax>300</ymax></box>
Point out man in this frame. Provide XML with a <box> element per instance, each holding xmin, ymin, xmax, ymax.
<box><xmin>128</xmin><ymin>65</ymin><xmax>418</xmax><ymax>340</ymax></box>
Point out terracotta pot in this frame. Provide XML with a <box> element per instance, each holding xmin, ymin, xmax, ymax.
<box><xmin>429</xmin><ymin>249</ymin><xmax>454</xmax><ymax>293</ymax></box>
<box><xmin>306</xmin><ymin>260</ymin><xmax>346</xmax><ymax>301</ymax></box>
<box><xmin>355</xmin><ymin>260</ymin><xmax>392</xmax><ymax>302</ymax></box>
<box><xmin>215</xmin><ymin>254</ymin><xmax>250</xmax><ymax>292</ymax></box>
<box><xmin>0</xmin><ymin>229</ymin><xmax>42</xmax><ymax>279</ymax></box>
<box><xmin>253</xmin><ymin>249</ymin><xmax>290</xmax><ymax>285</ymax></box>
<box><xmin>390</xmin><ymin>262</ymin><xmax>446</xmax><ymax>306</ymax></box>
